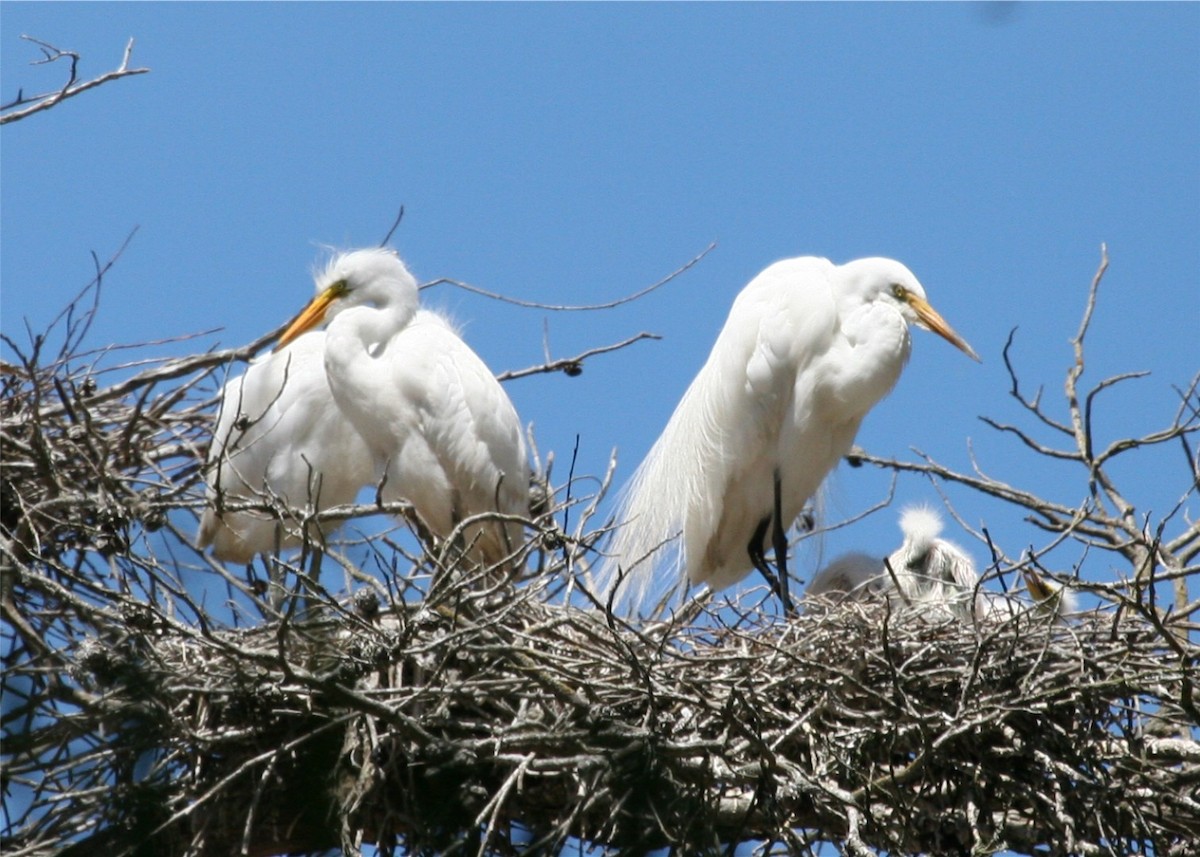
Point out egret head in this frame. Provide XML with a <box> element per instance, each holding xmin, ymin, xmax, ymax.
<box><xmin>893</xmin><ymin>504</ymin><xmax>944</xmax><ymax>565</ymax></box>
<box><xmin>841</xmin><ymin>257</ymin><xmax>980</xmax><ymax>362</ymax></box>
<box><xmin>277</xmin><ymin>249</ymin><xmax>419</xmax><ymax>350</ymax></box>
<box><xmin>888</xmin><ymin>505</ymin><xmax>980</xmax><ymax>604</ymax></box>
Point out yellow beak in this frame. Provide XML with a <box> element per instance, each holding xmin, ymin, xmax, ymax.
<box><xmin>1022</xmin><ymin>569</ymin><xmax>1057</xmax><ymax>603</ymax></box>
<box><xmin>275</xmin><ymin>286</ymin><xmax>341</xmax><ymax>351</ymax></box>
<box><xmin>906</xmin><ymin>293</ymin><xmax>981</xmax><ymax>362</ymax></box>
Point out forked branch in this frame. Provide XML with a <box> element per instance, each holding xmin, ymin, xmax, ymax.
<box><xmin>1</xmin><ymin>36</ymin><xmax>150</xmax><ymax>125</ymax></box>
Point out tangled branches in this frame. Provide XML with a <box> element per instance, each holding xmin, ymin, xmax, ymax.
<box><xmin>2</xmin><ymin>250</ymin><xmax>1198</xmax><ymax>856</ymax></box>
<box><xmin>333</xmin><ymin>590</ymin><xmax>1200</xmax><ymax>855</ymax></box>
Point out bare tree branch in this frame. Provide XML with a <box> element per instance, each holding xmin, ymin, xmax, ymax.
<box><xmin>496</xmin><ymin>331</ymin><xmax>662</xmax><ymax>382</ymax></box>
<box><xmin>419</xmin><ymin>242</ymin><xmax>715</xmax><ymax>310</ymax></box>
<box><xmin>1</xmin><ymin>36</ymin><xmax>150</xmax><ymax>125</ymax></box>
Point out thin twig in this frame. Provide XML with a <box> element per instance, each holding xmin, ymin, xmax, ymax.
<box><xmin>419</xmin><ymin>242</ymin><xmax>716</xmax><ymax>310</ymax></box>
<box><xmin>1</xmin><ymin>36</ymin><xmax>150</xmax><ymax>125</ymax></box>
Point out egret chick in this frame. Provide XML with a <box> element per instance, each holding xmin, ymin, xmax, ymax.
<box><xmin>884</xmin><ymin>508</ymin><xmax>1081</xmax><ymax>623</ymax></box>
<box><xmin>803</xmin><ymin>506</ymin><xmax>980</xmax><ymax>619</ymax></box>
<box><xmin>601</xmin><ymin>256</ymin><xmax>978</xmax><ymax>614</ymax></box>
<box><xmin>276</xmin><ymin>249</ymin><xmax>529</xmax><ymax>569</ymax></box>
<box><xmin>883</xmin><ymin>506</ymin><xmax>980</xmax><ymax>620</ymax></box>
<box><xmin>804</xmin><ymin>552</ymin><xmax>888</xmax><ymax>605</ymax></box>
<box><xmin>806</xmin><ymin>507</ymin><xmax>1082</xmax><ymax>625</ymax></box>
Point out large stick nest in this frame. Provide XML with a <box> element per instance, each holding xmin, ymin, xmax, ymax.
<box><xmin>60</xmin><ymin>582</ymin><xmax>1199</xmax><ymax>857</ymax></box>
<box><xmin>3</xmin><ymin>260</ymin><xmax>1199</xmax><ymax>856</ymax></box>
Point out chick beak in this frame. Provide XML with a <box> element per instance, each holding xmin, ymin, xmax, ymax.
<box><xmin>1022</xmin><ymin>569</ymin><xmax>1057</xmax><ymax>604</ymax></box>
<box><xmin>906</xmin><ymin>293</ymin><xmax>981</xmax><ymax>362</ymax></box>
<box><xmin>275</xmin><ymin>286</ymin><xmax>340</xmax><ymax>351</ymax></box>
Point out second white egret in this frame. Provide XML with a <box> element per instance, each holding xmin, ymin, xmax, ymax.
<box><xmin>601</xmin><ymin>256</ymin><xmax>979</xmax><ymax>614</ymax></box>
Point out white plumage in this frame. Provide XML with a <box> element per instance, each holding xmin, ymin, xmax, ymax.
<box><xmin>882</xmin><ymin>506</ymin><xmax>981</xmax><ymax>618</ymax></box>
<box><xmin>275</xmin><ymin>249</ymin><xmax>529</xmax><ymax>568</ymax></box>
<box><xmin>601</xmin><ymin>256</ymin><xmax>978</xmax><ymax>612</ymax></box>
<box><xmin>198</xmin><ymin>330</ymin><xmax>374</xmax><ymax>563</ymax></box>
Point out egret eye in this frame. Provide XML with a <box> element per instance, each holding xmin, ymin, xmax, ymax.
<box><xmin>891</xmin><ymin>283</ymin><xmax>907</xmax><ymax>300</ymax></box>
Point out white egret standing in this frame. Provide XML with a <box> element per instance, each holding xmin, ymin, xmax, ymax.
<box><xmin>600</xmin><ymin>257</ymin><xmax>978</xmax><ymax>614</ymax></box>
<box><xmin>198</xmin><ymin>329</ymin><xmax>374</xmax><ymax>563</ymax></box>
<box><xmin>275</xmin><ymin>249</ymin><xmax>529</xmax><ymax>569</ymax></box>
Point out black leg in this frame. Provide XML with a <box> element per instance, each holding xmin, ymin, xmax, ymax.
<box><xmin>748</xmin><ymin>515</ymin><xmax>777</xmax><ymax>590</ymax></box>
<box><xmin>771</xmin><ymin>469</ymin><xmax>795</xmax><ymax>616</ymax></box>
<box><xmin>748</xmin><ymin>508</ymin><xmax>792</xmax><ymax>615</ymax></box>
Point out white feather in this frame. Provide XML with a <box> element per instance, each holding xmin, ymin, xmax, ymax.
<box><xmin>201</xmin><ymin>248</ymin><xmax>529</xmax><ymax>571</ymax></box>
<box><xmin>599</xmin><ymin>256</ymin><xmax>977</xmax><ymax>614</ymax></box>
<box><xmin>895</xmin><ymin>505</ymin><xmax>945</xmax><ymax>558</ymax></box>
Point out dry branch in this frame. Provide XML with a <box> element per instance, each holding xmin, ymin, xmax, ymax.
<box><xmin>1</xmin><ymin>36</ymin><xmax>150</xmax><ymax>125</ymax></box>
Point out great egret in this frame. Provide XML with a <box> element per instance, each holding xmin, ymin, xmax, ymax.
<box><xmin>600</xmin><ymin>256</ymin><xmax>978</xmax><ymax>613</ymax></box>
<box><xmin>198</xmin><ymin>329</ymin><xmax>375</xmax><ymax>563</ymax></box>
<box><xmin>276</xmin><ymin>248</ymin><xmax>530</xmax><ymax>568</ymax></box>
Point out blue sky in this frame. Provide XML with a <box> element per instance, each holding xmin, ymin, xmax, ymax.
<box><xmin>3</xmin><ymin>2</ymin><xmax>1198</xmax><ymax>602</ymax></box>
